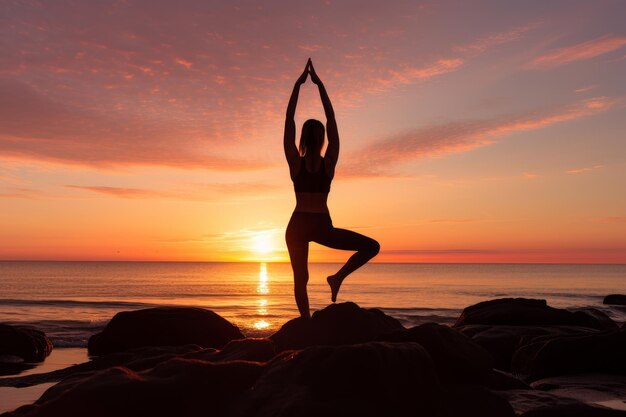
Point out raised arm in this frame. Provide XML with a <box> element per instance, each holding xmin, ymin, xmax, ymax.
<box><xmin>309</xmin><ymin>61</ymin><xmax>339</xmax><ymax>178</ymax></box>
<box><xmin>284</xmin><ymin>60</ymin><xmax>309</xmax><ymax>178</ymax></box>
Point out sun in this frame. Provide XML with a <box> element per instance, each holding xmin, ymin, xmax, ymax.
<box><xmin>252</xmin><ymin>233</ymin><xmax>273</xmax><ymax>255</ymax></box>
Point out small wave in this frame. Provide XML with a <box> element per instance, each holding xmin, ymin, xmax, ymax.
<box><xmin>0</xmin><ymin>298</ymin><xmax>157</xmax><ymax>309</ymax></box>
<box><xmin>378</xmin><ymin>306</ymin><xmax>458</xmax><ymax>312</ymax></box>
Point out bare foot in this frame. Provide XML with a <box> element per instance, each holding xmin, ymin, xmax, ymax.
<box><xmin>327</xmin><ymin>275</ymin><xmax>342</xmax><ymax>302</ymax></box>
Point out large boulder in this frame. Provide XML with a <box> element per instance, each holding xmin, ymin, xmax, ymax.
<box><xmin>0</xmin><ymin>324</ymin><xmax>52</xmax><ymax>375</ymax></box>
<box><xmin>456</xmin><ymin>324</ymin><xmax>597</xmax><ymax>371</ymax></box>
<box><xmin>269</xmin><ymin>302</ymin><xmax>404</xmax><ymax>351</ymax></box>
<box><xmin>5</xmin><ymin>358</ymin><xmax>264</xmax><ymax>417</ymax></box>
<box><xmin>511</xmin><ymin>328</ymin><xmax>626</xmax><ymax>380</ymax></box>
<box><xmin>378</xmin><ymin>322</ymin><xmax>494</xmax><ymax>384</ymax></box>
<box><xmin>235</xmin><ymin>341</ymin><xmax>513</xmax><ymax>417</ymax></box>
<box><xmin>442</xmin><ymin>384</ymin><xmax>516</xmax><ymax>417</ymax></box>
<box><xmin>88</xmin><ymin>307</ymin><xmax>244</xmax><ymax>356</ymax></box>
<box><xmin>454</xmin><ymin>298</ymin><xmax>616</xmax><ymax>330</ymax></box>
<box><xmin>604</xmin><ymin>294</ymin><xmax>626</xmax><ymax>306</ymax></box>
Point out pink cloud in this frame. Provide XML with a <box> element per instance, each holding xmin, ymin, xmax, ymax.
<box><xmin>454</xmin><ymin>24</ymin><xmax>538</xmax><ymax>53</ymax></box>
<box><xmin>566</xmin><ymin>165</ymin><xmax>604</xmax><ymax>174</ymax></box>
<box><xmin>575</xmin><ymin>84</ymin><xmax>597</xmax><ymax>93</ymax></box>
<box><xmin>341</xmin><ymin>97</ymin><xmax>620</xmax><ymax>177</ymax></box>
<box><xmin>1</xmin><ymin>2</ymin><xmax>614</xmax><ymax>173</ymax></box>
<box><xmin>527</xmin><ymin>36</ymin><xmax>626</xmax><ymax>69</ymax></box>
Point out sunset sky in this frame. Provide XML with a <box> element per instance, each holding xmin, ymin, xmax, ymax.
<box><xmin>1</xmin><ymin>0</ymin><xmax>625</xmax><ymax>263</ymax></box>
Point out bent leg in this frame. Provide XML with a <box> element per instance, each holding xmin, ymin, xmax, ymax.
<box><xmin>314</xmin><ymin>227</ymin><xmax>380</xmax><ymax>301</ymax></box>
<box><xmin>286</xmin><ymin>239</ymin><xmax>311</xmax><ymax>319</ymax></box>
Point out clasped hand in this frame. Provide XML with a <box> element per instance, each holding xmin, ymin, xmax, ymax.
<box><xmin>296</xmin><ymin>58</ymin><xmax>321</xmax><ymax>85</ymax></box>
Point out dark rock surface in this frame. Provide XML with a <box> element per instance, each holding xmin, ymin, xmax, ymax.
<box><xmin>604</xmin><ymin>294</ymin><xmax>626</xmax><ymax>306</ymax></box>
<box><xmin>1</xmin><ymin>339</ymin><xmax>276</xmax><ymax>389</ymax></box>
<box><xmin>498</xmin><ymin>389</ymin><xmax>626</xmax><ymax>416</ymax></box>
<box><xmin>531</xmin><ymin>374</ymin><xmax>626</xmax><ymax>407</ymax></box>
<box><xmin>456</xmin><ymin>324</ymin><xmax>597</xmax><ymax>371</ymax></box>
<box><xmin>488</xmin><ymin>369</ymin><xmax>531</xmax><ymax>390</ymax></box>
<box><xmin>88</xmin><ymin>307</ymin><xmax>244</xmax><ymax>355</ymax></box>
<box><xmin>378</xmin><ymin>322</ymin><xmax>494</xmax><ymax>384</ymax></box>
<box><xmin>269</xmin><ymin>302</ymin><xmax>404</xmax><ymax>351</ymax></box>
<box><xmin>235</xmin><ymin>342</ymin><xmax>439</xmax><ymax>417</ymax></box>
<box><xmin>454</xmin><ymin>298</ymin><xmax>616</xmax><ymax>330</ymax></box>
<box><xmin>236</xmin><ymin>341</ymin><xmax>514</xmax><ymax>417</ymax></box>
<box><xmin>5</xmin><ymin>359</ymin><xmax>264</xmax><ymax>417</ymax></box>
<box><xmin>185</xmin><ymin>338</ymin><xmax>276</xmax><ymax>363</ymax></box>
<box><xmin>0</xmin><ymin>324</ymin><xmax>53</xmax><ymax>376</ymax></box>
<box><xmin>512</xmin><ymin>328</ymin><xmax>626</xmax><ymax>380</ymax></box>
<box><xmin>443</xmin><ymin>384</ymin><xmax>516</xmax><ymax>417</ymax></box>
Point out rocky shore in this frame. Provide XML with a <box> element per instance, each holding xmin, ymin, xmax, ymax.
<box><xmin>1</xmin><ymin>297</ymin><xmax>625</xmax><ymax>416</ymax></box>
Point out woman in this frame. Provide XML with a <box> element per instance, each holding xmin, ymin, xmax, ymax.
<box><xmin>284</xmin><ymin>59</ymin><xmax>380</xmax><ymax>319</ymax></box>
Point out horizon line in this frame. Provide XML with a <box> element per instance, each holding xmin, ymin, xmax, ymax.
<box><xmin>1</xmin><ymin>259</ymin><xmax>625</xmax><ymax>266</ymax></box>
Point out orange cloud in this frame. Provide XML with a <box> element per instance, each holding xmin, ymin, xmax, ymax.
<box><xmin>65</xmin><ymin>181</ymin><xmax>280</xmax><ymax>199</ymax></box>
<box><xmin>592</xmin><ymin>216</ymin><xmax>626</xmax><ymax>223</ymax></box>
<box><xmin>527</xmin><ymin>36</ymin><xmax>626</xmax><ymax>69</ymax></box>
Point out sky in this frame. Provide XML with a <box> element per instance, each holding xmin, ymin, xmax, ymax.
<box><xmin>1</xmin><ymin>0</ymin><xmax>625</xmax><ymax>263</ymax></box>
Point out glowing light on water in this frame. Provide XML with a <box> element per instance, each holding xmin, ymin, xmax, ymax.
<box><xmin>252</xmin><ymin>263</ymin><xmax>271</xmax><ymax>331</ymax></box>
<box><xmin>257</xmin><ymin>262</ymin><xmax>269</xmax><ymax>295</ymax></box>
<box><xmin>253</xmin><ymin>320</ymin><xmax>270</xmax><ymax>330</ymax></box>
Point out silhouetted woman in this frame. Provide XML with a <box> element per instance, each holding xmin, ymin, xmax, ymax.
<box><xmin>284</xmin><ymin>59</ymin><xmax>380</xmax><ymax>319</ymax></box>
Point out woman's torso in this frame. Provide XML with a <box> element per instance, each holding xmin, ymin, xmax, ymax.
<box><xmin>292</xmin><ymin>156</ymin><xmax>332</xmax><ymax>214</ymax></box>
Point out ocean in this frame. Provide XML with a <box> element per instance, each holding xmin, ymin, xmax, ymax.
<box><xmin>1</xmin><ymin>261</ymin><xmax>625</xmax><ymax>347</ymax></box>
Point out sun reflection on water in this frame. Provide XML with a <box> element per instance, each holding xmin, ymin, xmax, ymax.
<box><xmin>253</xmin><ymin>319</ymin><xmax>270</xmax><ymax>330</ymax></box>
<box><xmin>257</xmin><ymin>262</ymin><xmax>269</xmax><ymax>295</ymax></box>
<box><xmin>252</xmin><ymin>262</ymin><xmax>271</xmax><ymax>332</ymax></box>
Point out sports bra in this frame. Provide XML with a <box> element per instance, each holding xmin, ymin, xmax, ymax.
<box><xmin>293</xmin><ymin>157</ymin><xmax>332</xmax><ymax>193</ymax></box>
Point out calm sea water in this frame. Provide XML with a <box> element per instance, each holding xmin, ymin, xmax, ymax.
<box><xmin>0</xmin><ymin>261</ymin><xmax>624</xmax><ymax>347</ymax></box>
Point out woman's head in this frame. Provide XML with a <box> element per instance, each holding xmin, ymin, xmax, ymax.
<box><xmin>299</xmin><ymin>119</ymin><xmax>325</xmax><ymax>156</ymax></box>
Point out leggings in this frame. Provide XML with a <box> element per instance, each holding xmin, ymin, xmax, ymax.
<box><xmin>285</xmin><ymin>211</ymin><xmax>380</xmax><ymax>316</ymax></box>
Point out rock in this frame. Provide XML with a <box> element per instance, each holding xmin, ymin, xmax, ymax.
<box><xmin>88</xmin><ymin>307</ymin><xmax>244</xmax><ymax>356</ymax></box>
<box><xmin>487</xmin><ymin>369</ymin><xmax>531</xmax><ymax>390</ymax></box>
<box><xmin>186</xmin><ymin>338</ymin><xmax>277</xmax><ymax>363</ymax></box>
<box><xmin>0</xmin><ymin>324</ymin><xmax>52</xmax><ymax>375</ymax></box>
<box><xmin>5</xmin><ymin>358</ymin><xmax>265</xmax><ymax>417</ymax></box>
<box><xmin>1</xmin><ymin>339</ymin><xmax>275</xmax><ymax>390</ymax></box>
<box><xmin>572</xmin><ymin>308</ymin><xmax>619</xmax><ymax>330</ymax></box>
<box><xmin>531</xmin><ymin>374</ymin><xmax>626</xmax><ymax>408</ymax></box>
<box><xmin>511</xmin><ymin>328</ymin><xmax>626</xmax><ymax>380</ymax></box>
<box><xmin>498</xmin><ymin>389</ymin><xmax>626</xmax><ymax>417</ymax></box>
<box><xmin>521</xmin><ymin>407</ymin><xmax>626</xmax><ymax>416</ymax></box>
<box><xmin>269</xmin><ymin>302</ymin><xmax>404</xmax><ymax>351</ymax></box>
<box><xmin>456</xmin><ymin>324</ymin><xmax>597</xmax><ymax>371</ymax></box>
<box><xmin>604</xmin><ymin>295</ymin><xmax>626</xmax><ymax>306</ymax></box>
<box><xmin>454</xmin><ymin>298</ymin><xmax>616</xmax><ymax>330</ymax></box>
<box><xmin>443</xmin><ymin>384</ymin><xmax>515</xmax><ymax>417</ymax></box>
<box><xmin>378</xmin><ymin>322</ymin><xmax>494</xmax><ymax>384</ymax></box>
<box><xmin>235</xmin><ymin>341</ymin><xmax>442</xmax><ymax>417</ymax></box>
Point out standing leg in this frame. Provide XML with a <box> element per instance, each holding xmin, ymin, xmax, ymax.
<box><xmin>314</xmin><ymin>228</ymin><xmax>380</xmax><ymax>302</ymax></box>
<box><xmin>287</xmin><ymin>239</ymin><xmax>311</xmax><ymax>319</ymax></box>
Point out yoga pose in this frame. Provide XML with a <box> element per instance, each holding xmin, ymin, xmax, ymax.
<box><xmin>284</xmin><ymin>59</ymin><xmax>380</xmax><ymax>319</ymax></box>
